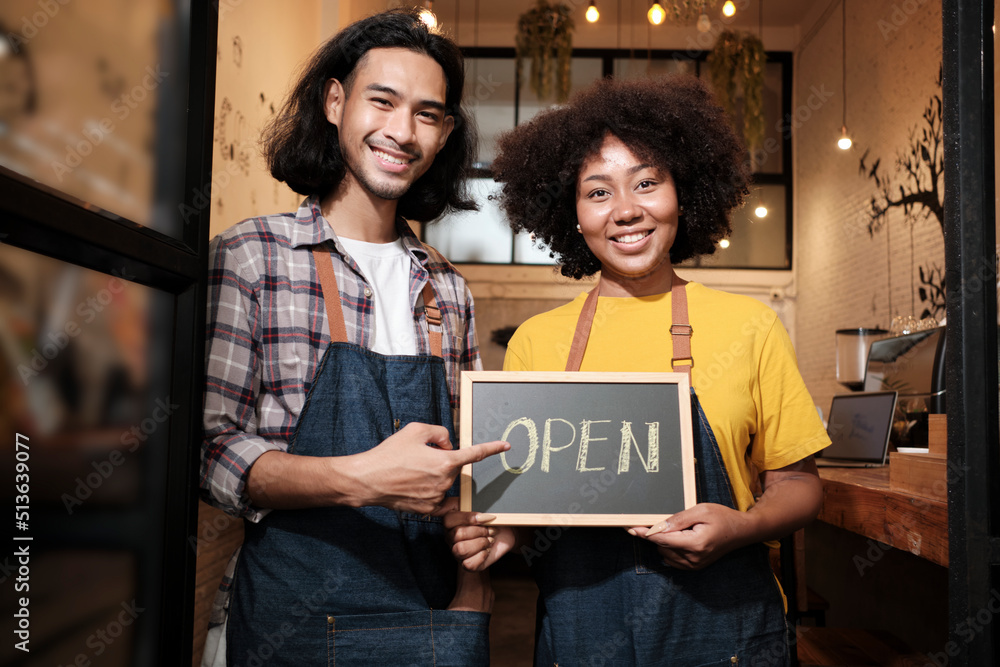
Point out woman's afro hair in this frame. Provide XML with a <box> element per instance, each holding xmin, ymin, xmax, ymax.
<box><xmin>491</xmin><ymin>74</ymin><xmax>750</xmax><ymax>279</ymax></box>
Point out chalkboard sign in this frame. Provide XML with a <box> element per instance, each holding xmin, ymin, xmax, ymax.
<box><xmin>460</xmin><ymin>371</ymin><xmax>696</xmax><ymax>526</ymax></box>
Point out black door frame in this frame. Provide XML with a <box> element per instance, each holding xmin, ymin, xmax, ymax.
<box><xmin>0</xmin><ymin>1</ymin><xmax>217</xmax><ymax>663</ymax></box>
<box><xmin>943</xmin><ymin>1</ymin><xmax>999</xmax><ymax>665</ymax></box>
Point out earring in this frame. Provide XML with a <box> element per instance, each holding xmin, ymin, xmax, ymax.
<box><xmin>679</xmin><ymin>205</ymin><xmax>685</xmax><ymax>215</ymax></box>
<box><xmin>576</xmin><ymin>224</ymin><xmax>582</xmax><ymax>233</ymax></box>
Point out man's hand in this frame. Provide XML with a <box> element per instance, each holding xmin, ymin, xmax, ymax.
<box><xmin>345</xmin><ymin>422</ymin><xmax>509</xmax><ymax>514</ymax></box>
<box><xmin>245</xmin><ymin>423</ymin><xmax>508</xmax><ymax>513</ymax></box>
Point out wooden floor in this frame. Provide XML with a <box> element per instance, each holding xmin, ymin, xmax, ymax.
<box><xmin>797</xmin><ymin>627</ymin><xmax>928</xmax><ymax>667</ymax></box>
<box><xmin>490</xmin><ymin>572</ymin><xmax>536</xmax><ymax>666</ymax></box>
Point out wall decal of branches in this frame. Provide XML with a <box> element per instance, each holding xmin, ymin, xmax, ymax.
<box><xmin>858</xmin><ymin>70</ymin><xmax>945</xmax><ymax>320</ymax></box>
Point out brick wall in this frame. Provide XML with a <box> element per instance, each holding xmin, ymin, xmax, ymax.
<box><xmin>794</xmin><ymin>0</ymin><xmax>944</xmax><ymax>414</ymax></box>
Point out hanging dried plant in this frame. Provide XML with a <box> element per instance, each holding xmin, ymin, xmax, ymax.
<box><xmin>707</xmin><ymin>30</ymin><xmax>765</xmax><ymax>153</ymax></box>
<box><xmin>515</xmin><ymin>0</ymin><xmax>575</xmax><ymax>102</ymax></box>
<box><xmin>661</xmin><ymin>0</ymin><xmax>721</xmax><ymax>23</ymax></box>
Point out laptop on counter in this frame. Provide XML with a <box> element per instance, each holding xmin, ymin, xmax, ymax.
<box><xmin>815</xmin><ymin>391</ymin><xmax>898</xmax><ymax>468</ymax></box>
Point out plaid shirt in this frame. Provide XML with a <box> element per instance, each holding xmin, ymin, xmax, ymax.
<box><xmin>201</xmin><ymin>197</ymin><xmax>482</xmax><ymax>521</ymax></box>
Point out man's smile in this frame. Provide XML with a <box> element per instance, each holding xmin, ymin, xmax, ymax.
<box><xmin>371</xmin><ymin>147</ymin><xmax>414</xmax><ymax>165</ymax></box>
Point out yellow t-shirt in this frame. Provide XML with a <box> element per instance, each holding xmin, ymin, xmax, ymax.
<box><xmin>503</xmin><ymin>282</ymin><xmax>831</xmax><ymax>513</ymax></box>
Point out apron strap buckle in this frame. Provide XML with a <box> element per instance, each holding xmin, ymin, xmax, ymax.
<box><xmin>425</xmin><ymin>303</ymin><xmax>442</xmax><ymax>329</ymax></box>
<box><xmin>421</xmin><ymin>282</ymin><xmax>444</xmax><ymax>358</ymax></box>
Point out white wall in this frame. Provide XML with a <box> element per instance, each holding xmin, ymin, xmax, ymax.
<box><xmin>207</xmin><ymin>0</ymin><xmax>323</xmax><ymax>238</ymax></box>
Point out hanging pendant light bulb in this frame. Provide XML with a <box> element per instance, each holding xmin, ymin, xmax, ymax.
<box><xmin>697</xmin><ymin>13</ymin><xmax>711</xmax><ymax>31</ymax></box>
<box><xmin>719</xmin><ymin>239</ymin><xmax>731</xmax><ymax>249</ymax></box>
<box><xmin>838</xmin><ymin>125</ymin><xmax>853</xmax><ymax>150</ymax></box>
<box><xmin>419</xmin><ymin>1</ymin><xmax>437</xmax><ymax>31</ymax></box>
<box><xmin>836</xmin><ymin>0</ymin><xmax>851</xmax><ymax>150</ymax></box>
<box><xmin>648</xmin><ymin>1</ymin><xmax>666</xmax><ymax>25</ymax></box>
<box><xmin>722</xmin><ymin>0</ymin><xmax>736</xmax><ymax>17</ymax></box>
<box><xmin>586</xmin><ymin>0</ymin><xmax>600</xmax><ymax>22</ymax></box>
<box><xmin>753</xmin><ymin>184</ymin><xmax>768</xmax><ymax>218</ymax></box>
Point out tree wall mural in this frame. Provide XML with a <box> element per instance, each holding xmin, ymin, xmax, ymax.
<box><xmin>858</xmin><ymin>70</ymin><xmax>945</xmax><ymax>321</ymax></box>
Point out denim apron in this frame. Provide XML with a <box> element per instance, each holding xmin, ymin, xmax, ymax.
<box><xmin>531</xmin><ymin>278</ymin><xmax>789</xmax><ymax>667</ymax></box>
<box><xmin>226</xmin><ymin>247</ymin><xmax>489</xmax><ymax>666</ymax></box>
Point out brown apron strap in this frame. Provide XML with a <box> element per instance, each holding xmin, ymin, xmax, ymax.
<box><xmin>564</xmin><ymin>284</ymin><xmax>600</xmax><ymax>372</ymax></box>
<box><xmin>669</xmin><ymin>278</ymin><xmax>693</xmax><ymax>379</ymax></box>
<box><xmin>313</xmin><ymin>247</ymin><xmax>443</xmax><ymax>357</ymax></box>
<box><xmin>311</xmin><ymin>248</ymin><xmax>349</xmax><ymax>344</ymax></box>
<box><xmin>422</xmin><ymin>281</ymin><xmax>443</xmax><ymax>358</ymax></box>
<box><xmin>565</xmin><ymin>273</ymin><xmax>691</xmax><ymax>378</ymax></box>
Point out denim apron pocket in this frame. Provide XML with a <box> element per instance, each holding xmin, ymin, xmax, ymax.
<box><xmin>326</xmin><ymin>609</ymin><xmax>490</xmax><ymax>666</ymax></box>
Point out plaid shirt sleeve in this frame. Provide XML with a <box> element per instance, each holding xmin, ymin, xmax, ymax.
<box><xmin>456</xmin><ymin>280</ymin><xmax>484</xmax><ymax>432</ymax></box>
<box><xmin>452</xmin><ymin>280</ymin><xmax>483</xmax><ymax>376</ymax></box>
<box><xmin>200</xmin><ymin>233</ymin><xmax>282</xmax><ymax>520</ymax></box>
<box><xmin>418</xmin><ymin>243</ymin><xmax>483</xmax><ymax>415</ymax></box>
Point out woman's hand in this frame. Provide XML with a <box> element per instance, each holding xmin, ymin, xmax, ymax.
<box><xmin>629</xmin><ymin>456</ymin><xmax>823</xmax><ymax>570</ymax></box>
<box><xmin>628</xmin><ymin>502</ymin><xmax>751</xmax><ymax>570</ymax></box>
<box><xmin>447</xmin><ymin>568</ymin><xmax>495</xmax><ymax>613</ymax></box>
<box><xmin>438</xmin><ymin>498</ymin><xmax>518</xmax><ymax>571</ymax></box>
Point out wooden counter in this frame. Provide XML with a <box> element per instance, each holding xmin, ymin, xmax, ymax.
<box><xmin>817</xmin><ymin>467</ymin><xmax>949</xmax><ymax>567</ymax></box>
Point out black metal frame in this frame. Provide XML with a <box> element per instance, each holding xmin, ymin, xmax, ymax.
<box><xmin>0</xmin><ymin>1</ymin><xmax>217</xmax><ymax>663</ymax></box>
<box><xmin>943</xmin><ymin>1</ymin><xmax>999</xmax><ymax>665</ymax></box>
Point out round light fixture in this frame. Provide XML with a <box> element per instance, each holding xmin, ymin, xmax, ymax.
<box><xmin>722</xmin><ymin>1</ymin><xmax>736</xmax><ymax>17</ymax></box>
<box><xmin>755</xmin><ymin>204</ymin><xmax>768</xmax><ymax>218</ymax></box>
<box><xmin>586</xmin><ymin>1</ymin><xmax>599</xmax><ymax>22</ymax></box>
<box><xmin>419</xmin><ymin>2</ymin><xmax>437</xmax><ymax>31</ymax></box>
<box><xmin>697</xmin><ymin>13</ymin><xmax>711</xmax><ymax>32</ymax></box>
<box><xmin>719</xmin><ymin>239</ymin><xmax>731</xmax><ymax>249</ymax></box>
<box><xmin>837</xmin><ymin>125</ymin><xmax>853</xmax><ymax>150</ymax></box>
<box><xmin>648</xmin><ymin>2</ymin><xmax>666</xmax><ymax>25</ymax></box>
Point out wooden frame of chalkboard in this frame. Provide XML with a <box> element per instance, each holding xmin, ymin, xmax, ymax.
<box><xmin>459</xmin><ymin>371</ymin><xmax>696</xmax><ymax>526</ymax></box>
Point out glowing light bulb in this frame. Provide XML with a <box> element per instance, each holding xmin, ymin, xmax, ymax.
<box><xmin>586</xmin><ymin>1</ymin><xmax>599</xmax><ymax>22</ymax></box>
<box><xmin>837</xmin><ymin>125</ymin><xmax>852</xmax><ymax>150</ymax></box>
<box><xmin>754</xmin><ymin>204</ymin><xmax>768</xmax><ymax>218</ymax></box>
<box><xmin>648</xmin><ymin>2</ymin><xmax>665</xmax><ymax>25</ymax></box>
<box><xmin>697</xmin><ymin>13</ymin><xmax>711</xmax><ymax>32</ymax></box>
<box><xmin>722</xmin><ymin>1</ymin><xmax>736</xmax><ymax>17</ymax></box>
<box><xmin>419</xmin><ymin>6</ymin><xmax>437</xmax><ymax>31</ymax></box>
<box><xmin>719</xmin><ymin>239</ymin><xmax>731</xmax><ymax>249</ymax></box>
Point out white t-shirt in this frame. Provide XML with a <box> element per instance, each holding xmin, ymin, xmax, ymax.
<box><xmin>338</xmin><ymin>236</ymin><xmax>417</xmax><ymax>356</ymax></box>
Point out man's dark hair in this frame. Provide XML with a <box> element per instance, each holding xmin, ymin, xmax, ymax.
<box><xmin>262</xmin><ymin>8</ymin><xmax>477</xmax><ymax>222</ymax></box>
<box><xmin>492</xmin><ymin>75</ymin><xmax>750</xmax><ymax>279</ymax></box>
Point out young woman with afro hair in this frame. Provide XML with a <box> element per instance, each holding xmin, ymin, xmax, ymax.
<box><xmin>445</xmin><ymin>75</ymin><xmax>830</xmax><ymax>666</ymax></box>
